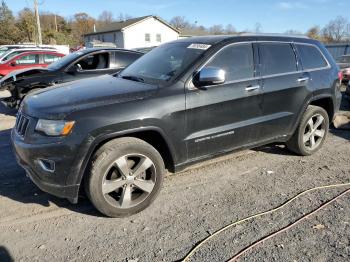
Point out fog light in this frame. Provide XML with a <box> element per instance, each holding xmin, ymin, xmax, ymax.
<box><xmin>37</xmin><ymin>159</ymin><xmax>55</xmax><ymax>173</ymax></box>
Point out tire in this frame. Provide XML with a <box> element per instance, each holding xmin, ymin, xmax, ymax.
<box><xmin>286</xmin><ymin>105</ymin><xmax>329</xmax><ymax>156</ymax></box>
<box><xmin>85</xmin><ymin>137</ymin><xmax>165</xmax><ymax>217</ymax></box>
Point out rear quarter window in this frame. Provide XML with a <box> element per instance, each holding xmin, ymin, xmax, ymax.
<box><xmin>259</xmin><ymin>43</ymin><xmax>297</xmax><ymax>76</ymax></box>
<box><xmin>113</xmin><ymin>52</ymin><xmax>141</xmax><ymax>68</ymax></box>
<box><xmin>295</xmin><ymin>44</ymin><xmax>328</xmax><ymax>70</ymax></box>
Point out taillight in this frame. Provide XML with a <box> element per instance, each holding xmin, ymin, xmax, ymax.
<box><xmin>338</xmin><ymin>71</ymin><xmax>343</xmax><ymax>83</ymax></box>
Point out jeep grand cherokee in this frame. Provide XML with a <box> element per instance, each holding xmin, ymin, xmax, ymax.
<box><xmin>11</xmin><ymin>34</ymin><xmax>342</xmax><ymax>217</ymax></box>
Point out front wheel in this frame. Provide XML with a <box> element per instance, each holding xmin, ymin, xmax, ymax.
<box><xmin>85</xmin><ymin>137</ymin><xmax>165</xmax><ymax>217</ymax></box>
<box><xmin>286</xmin><ymin>105</ymin><xmax>329</xmax><ymax>156</ymax></box>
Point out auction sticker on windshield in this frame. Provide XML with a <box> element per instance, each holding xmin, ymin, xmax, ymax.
<box><xmin>187</xmin><ymin>43</ymin><xmax>211</xmax><ymax>50</ymax></box>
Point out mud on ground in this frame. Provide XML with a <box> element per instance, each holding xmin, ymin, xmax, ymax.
<box><xmin>0</xmin><ymin>90</ymin><xmax>349</xmax><ymax>261</ymax></box>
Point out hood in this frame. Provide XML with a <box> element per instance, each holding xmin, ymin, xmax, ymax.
<box><xmin>22</xmin><ymin>74</ymin><xmax>158</xmax><ymax>119</ymax></box>
<box><xmin>1</xmin><ymin>67</ymin><xmax>50</xmax><ymax>84</ymax></box>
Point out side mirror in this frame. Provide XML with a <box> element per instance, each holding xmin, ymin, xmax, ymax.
<box><xmin>10</xmin><ymin>61</ymin><xmax>17</xmax><ymax>67</ymax></box>
<box><xmin>193</xmin><ymin>67</ymin><xmax>225</xmax><ymax>87</ymax></box>
<box><xmin>66</xmin><ymin>64</ymin><xmax>82</xmax><ymax>74</ymax></box>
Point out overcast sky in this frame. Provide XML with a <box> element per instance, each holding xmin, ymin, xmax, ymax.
<box><xmin>7</xmin><ymin>0</ymin><xmax>348</xmax><ymax>33</ymax></box>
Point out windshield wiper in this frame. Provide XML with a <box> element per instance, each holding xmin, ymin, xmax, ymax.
<box><xmin>121</xmin><ymin>75</ymin><xmax>145</xmax><ymax>83</ymax></box>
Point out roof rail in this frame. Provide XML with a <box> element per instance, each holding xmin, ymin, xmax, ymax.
<box><xmin>238</xmin><ymin>32</ymin><xmax>310</xmax><ymax>39</ymax></box>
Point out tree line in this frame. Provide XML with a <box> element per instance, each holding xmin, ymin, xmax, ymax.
<box><xmin>0</xmin><ymin>0</ymin><xmax>349</xmax><ymax>47</ymax></box>
<box><xmin>170</xmin><ymin>15</ymin><xmax>350</xmax><ymax>43</ymax></box>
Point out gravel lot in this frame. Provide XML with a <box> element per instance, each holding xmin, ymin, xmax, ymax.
<box><xmin>0</xmin><ymin>90</ymin><xmax>349</xmax><ymax>262</ymax></box>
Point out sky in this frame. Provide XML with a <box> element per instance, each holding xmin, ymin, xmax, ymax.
<box><xmin>6</xmin><ymin>0</ymin><xmax>348</xmax><ymax>33</ymax></box>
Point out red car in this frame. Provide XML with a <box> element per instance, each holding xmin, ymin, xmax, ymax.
<box><xmin>0</xmin><ymin>51</ymin><xmax>64</xmax><ymax>78</ymax></box>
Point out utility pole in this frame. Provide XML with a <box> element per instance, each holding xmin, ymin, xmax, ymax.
<box><xmin>54</xmin><ymin>14</ymin><xmax>58</xmax><ymax>32</ymax></box>
<box><xmin>34</xmin><ymin>0</ymin><xmax>42</xmax><ymax>44</ymax></box>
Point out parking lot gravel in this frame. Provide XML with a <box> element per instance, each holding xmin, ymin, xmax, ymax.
<box><xmin>0</xmin><ymin>90</ymin><xmax>349</xmax><ymax>262</ymax></box>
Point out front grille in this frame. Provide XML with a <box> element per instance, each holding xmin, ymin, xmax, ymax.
<box><xmin>15</xmin><ymin>112</ymin><xmax>30</xmax><ymax>137</ymax></box>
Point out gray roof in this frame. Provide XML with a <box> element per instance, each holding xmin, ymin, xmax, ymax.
<box><xmin>85</xmin><ymin>15</ymin><xmax>180</xmax><ymax>36</ymax></box>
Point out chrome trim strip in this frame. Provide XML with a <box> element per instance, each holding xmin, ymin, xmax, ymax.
<box><xmin>185</xmin><ymin>111</ymin><xmax>293</xmax><ymax>141</ymax></box>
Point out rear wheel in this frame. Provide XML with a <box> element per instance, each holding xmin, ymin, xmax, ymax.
<box><xmin>85</xmin><ymin>137</ymin><xmax>165</xmax><ymax>217</ymax></box>
<box><xmin>286</xmin><ymin>105</ymin><xmax>329</xmax><ymax>156</ymax></box>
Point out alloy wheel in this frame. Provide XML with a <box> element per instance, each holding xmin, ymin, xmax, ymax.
<box><xmin>303</xmin><ymin>114</ymin><xmax>326</xmax><ymax>150</ymax></box>
<box><xmin>101</xmin><ymin>154</ymin><xmax>156</xmax><ymax>209</ymax></box>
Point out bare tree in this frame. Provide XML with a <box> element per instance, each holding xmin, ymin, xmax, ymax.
<box><xmin>117</xmin><ymin>13</ymin><xmax>132</xmax><ymax>22</ymax></box>
<box><xmin>71</xmin><ymin>12</ymin><xmax>95</xmax><ymax>44</ymax></box>
<box><xmin>322</xmin><ymin>16</ymin><xmax>350</xmax><ymax>42</ymax></box>
<box><xmin>98</xmin><ymin>11</ymin><xmax>114</xmax><ymax>26</ymax></box>
<box><xmin>169</xmin><ymin>16</ymin><xmax>190</xmax><ymax>30</ymax></box>
<box><xmin>0</xmin><ymin>1</ymin><xmax>20</xmax><ymax>44</ymax></box>
<box><xmin>225</xmin><ymin>24</ymin><xmax>236</xmax><ymax>34</ymax></box>
<box><xmin>209</xmin><ymin>24</ymin><xmax>224</xmax><ymax>35</ymax></box>
<box><xmin>306</xmin><ymin>26</ymin><xmax>322</xmax><ymax>40</ymax></box>
<box><xmin>17</xmin><ymin>8</ymin><xmax>36</xmax><ymax>42</ymax></box>
<box><xmin>254</xmin><ymin>22</ymin><xmax>262</xmax><ymax>33</ymax></box>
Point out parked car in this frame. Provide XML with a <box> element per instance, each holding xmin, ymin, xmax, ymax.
<box><xmin>0</xmin><ymin>48</ymin><xmax>143</xmax><ymax>108</ymax></box>
<box><xmin>0</xmin><ymin>48</ymin><xmax>60</xmax><ymax>63</ymax></box>
<box><xmin>0</xmin><ymin>51</ymin><xmax>64</xmax><ymax>78</ymax></box>
<box><xmin>12</xmin><ymin>34</ymin><xmax>342</xmax><ymax>217</ymax></box>
<box><xmin>336</xmin><ymin>54</ymin><xmax>350</xmax><ymax>82</ymax></box>
<box><xmin>0</xmin><ymin>45</ymin><xmax>27</xmax><ymax>56</ymax></box>
<box><xmin>133</xmin><ymin>46</ymin><xmax>157</xmax><ymax>53</ymax></box>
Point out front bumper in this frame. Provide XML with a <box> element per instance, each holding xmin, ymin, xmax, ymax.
<box><xmin>11</xmin><ymin>129</ymin><xmax>81</xmax><ymax>203</ymax></box>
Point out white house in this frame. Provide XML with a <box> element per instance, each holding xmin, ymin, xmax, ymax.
<box><xmin>84</xmin><ymin>16</ymin><xmax>180</xmax><ymax>49</ymax></box>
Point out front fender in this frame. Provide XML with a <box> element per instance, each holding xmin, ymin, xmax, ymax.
<box><xmin>66</xmin><ymin>126</ymin><xmax>177</xmax><ymax>187</ymax></box>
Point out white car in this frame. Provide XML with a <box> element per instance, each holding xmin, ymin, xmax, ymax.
<box><xmin>0</xmin><ymin>48</ymin><xmax>58</xmax><ymax>63</ymax></box>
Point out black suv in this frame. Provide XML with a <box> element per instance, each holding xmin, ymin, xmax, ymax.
<box><xmin>0</xmin><ymin>48</ymin><xmax>142</xmax><ymax>108</ymax></box>
<box><xmin>11</xmin><ymin>35</ymin><xmax>342</xmax><ymax>217</ymax></box>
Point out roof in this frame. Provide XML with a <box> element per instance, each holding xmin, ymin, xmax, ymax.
<box><xmin>175</xmin><ymin>33</ymin><xmax>312</xmax><ymax>45</ymax></box>
<box><xmin>85</xmin><ymin>15</ymin><xmax>180</xmax><ymax>36</ymax></box>
<box><xmin>72</xmin><ymin>47</ymin><xmax>142</xmax><ymax>55</ymax></box>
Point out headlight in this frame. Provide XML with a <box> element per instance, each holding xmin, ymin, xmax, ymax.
<box><xmin>35</xmin><ymin>119</ymin><xmax>75</xmax><ymax>136</ymax></box>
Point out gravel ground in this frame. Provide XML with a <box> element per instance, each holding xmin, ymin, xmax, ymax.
<box><xmin>0</xmin><ymin>90</ymin><xmax>349</xmax><ymax>262</ymax></box>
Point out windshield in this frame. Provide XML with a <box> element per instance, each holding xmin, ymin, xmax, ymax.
<box><xmin>337</xmin><ymin>55</ymin><xmax>350</xmax><ymax>63</ymax></box>
<box><xmin>119</xmin><ymin>42</ymin><xmax>208</xmax><ymax>84</ymax></box>
<box><xmin>1</xmin><ymin>51</ymin><xmax>22</xmax><ymax>61</ymax></box>
<box><xmin>0</xmin><ymin>50</ymin><xmax>12</xmax><ymax>59</ymax></box>
<box><xmin>0</xmin><ymin>47</ymin><xmax>9</xmax><ymax>56</ymax></box>
<box><xmin>47</xmin><ymin>51</ymin><xmax>82</xmax><ymax>70</ymax></box>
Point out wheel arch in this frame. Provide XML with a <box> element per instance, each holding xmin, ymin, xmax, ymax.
<box><xmin>309</xmin><ymin>95</ymin><xmax>335</xmax><ymax>121</ymax></box>
<box><xmin>76</xmin><ymin>127</ymin><xmax>177</xmax><ymax>189</ymax></box>
<box><xmin>288</xmin><ymin>94</ymin><xmax>334</xmax><ymax>139</ymax></box>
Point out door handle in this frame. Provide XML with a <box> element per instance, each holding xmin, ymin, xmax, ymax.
<box><xmin>297</xmin><ymin>77</ymin><xmax>309</xmax><ymax>83</ymax></box>
<box><xmin>245</xmin><ymin>85</ymin><xmax>260</xmax><ymax>91</ymax></box>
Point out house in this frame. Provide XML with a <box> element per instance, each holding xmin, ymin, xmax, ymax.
<box><xmin>84</xmin><ymin>15</ymin><xmax>180</xmax><ymax>49</ymax></box>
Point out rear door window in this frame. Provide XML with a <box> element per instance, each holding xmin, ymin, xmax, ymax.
<box><xmin>15</xmin><ymin>54</ymin><xmax>39</xmax><ymax>65</ymax></box>
<box><xmin>43</xmin><ymin>54</ymin><xmax>61</xmax><ymax>64</ymax></box>
<box><xmin>205</xmin><ymin>43</ymin><xmax>255</xmax><ymax>82</ymax></box>
<box><xmin>259</xmin><ymin>43</ymin><xmax>297</xmax><ymax>76</ymax></box>
<box><xmin>113</xmin><ymin>52</ymin><xmax>141</xmax><ymax>68</ymax></box>
<box><xmin>295</xmin><ymin>44</ymin><xmax>328</xmax><ymax>70</ymax></box>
